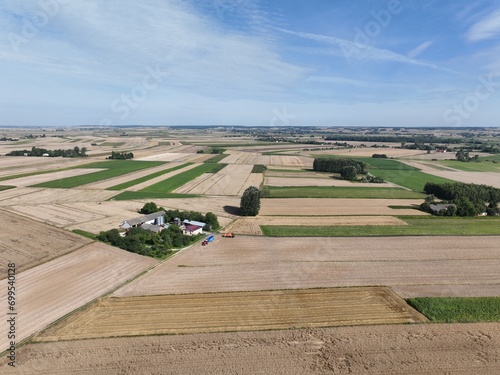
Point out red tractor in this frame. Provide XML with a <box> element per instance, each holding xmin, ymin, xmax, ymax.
<box><xmin>222</xmin><ymin>233</ymin><xmax>235</xmax><ymax>238</ymax></box>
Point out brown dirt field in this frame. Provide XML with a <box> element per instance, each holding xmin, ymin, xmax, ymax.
<box><xmin>0</xmin><ymin>242</ymin><xmax>157</xmax><ymax>353</ymax></box>
<box><xmin>113</xmin><ymin>235</ymin><xmax>500</xmax><ymax>298</ymax></box>
<box><xmin>224</xmin><ymin>216</ymin><xmax>407</xmax><ymax>235</ymax></box>
<box><xmin>36</xmin><ymin>287</ymin><xmax>425</xmax><ymax>342</ymax></box>
<box><xmin>180</xmin><ymin>164</ymin><xmax>253</xmax><ymax>195</ymax></box>
<box><xmin>220</xmin><ymin>151</ymin><xmax>313</xmax><ymax>167</ymax></box>
<box><xmin>0</xmin><ymin>209</ymin><xmax>92</xmax><ymax>275</ymax></box>
<box><xmin>260</xmin><ymin>198</ymin><xmax>427</xmax><ymax>216</ymax></box>
<box><xmin>264</xmin><ymin>176</ymin><xmax>396</xmax><ymax>187</ymax></box>
<box><xmin>3</xmin><ymin>323</ymin><xmax>500</xmax><ymax>374</ymax></box>
<box><xmin>0</xmin><ymin>168</ymin><xmax>105</xmax><ymax>187</ymax></box>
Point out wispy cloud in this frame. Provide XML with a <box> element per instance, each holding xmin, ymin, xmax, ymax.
<box><xmin>407</xmin><ymin>41</ymin><xmax>433</xmax><ymax>59</ymax></box>
<box><xmin>467</xmin><ymin>9</ymin><xmax>500</xmax><ymax>41</ymax></box>
<box><xmin>276</xmin><ymin>28</ymin><xmax>464</xmax><ymax>76</ymax></box>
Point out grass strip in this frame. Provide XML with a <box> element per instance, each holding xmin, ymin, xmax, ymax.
<box><xmin>72</xmin><ymin>229</ymin><xmax>97</xmax><ymax>240</ymax></box>
<box><xmin>106</xmin><ymin>163</ymin><xmax>192</xmax><ymax>190</ymax></box>
<box><xmin>203</xmin><ymin>154</ymin><xmax>228</xmax><ymax>163</ymax></box>
<box><xmin>0</xmin><ymin>185</ymin><xmax>15</xmax><ymax>191</ymax></box>
<box><xmin>31</xmin><ymin>160</ymin><xmax>165</xmax><ymax>188</ymax></box>
<box><xmin>261</xmin><ymin>186</ymin><xmax>423</xmax><ymax>199</ymax></box>
<box><xmin>408</xmin><ymin>297</ymin><xmax>500</xmax><ymax>322</ymax></box>
<box><xmin>110</xmin><ymin>192</ymin><xmax>200</xmax><ymax>200</ymax></box>
<box><xmin>261</xmin><ymin>216</ymin><xmax>500</xmax><ymax>237</ymax></box>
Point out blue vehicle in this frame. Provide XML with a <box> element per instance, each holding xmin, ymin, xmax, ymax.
<box><xmin>207</xmin><ymin>235</ymin><xmax>215</xmax><ymax>242</ymax></box>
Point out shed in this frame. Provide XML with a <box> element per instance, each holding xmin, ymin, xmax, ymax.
<box><xmin>120</xmin><ymin>210</ymin><xmax>165</xmax><ymax>229</ymax></box>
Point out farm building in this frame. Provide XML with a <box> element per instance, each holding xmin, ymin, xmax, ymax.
<box><xmin>120</xmin><ymin>211</ymin><xmax>165</xmax><ymax>230</ymax></box>
<box><xmin>183</xmin><ymin>219</ymin><xmax>206</xmax><ymax>228</ymax></box>
<box><xmin>182</xmin><ymin>224</ymin><xmax>203</xmax><ymax>236</ymax></box>
<box><xmin>429</xmin><ymin>204</ymin><xmax>455</xmax><ymax>215</ymax></box>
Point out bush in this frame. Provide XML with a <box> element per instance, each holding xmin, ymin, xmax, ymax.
<box><xmin>340</xmin><ymin>166</ymin><xmax>357</xmax><ymax>181</ymax></box>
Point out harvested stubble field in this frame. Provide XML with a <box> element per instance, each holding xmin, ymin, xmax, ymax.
<box><xmin>5</xmin><ymin>323</ymin><xmax>500</xmax><ymax>374</ymax></box>
<box><xmin>0</xmin><ymin>156</ymin><xmax>91</xmax><ymax>179</ymax></box>
<box><xmin>224</xmin><ymin>216</ymin><xmax>407</xmax><ymax>235</ymax></box>
<box><xmin>0</xmin><ymin>187</ymin><xmax>118</xmax><ymax>206</ymax></box>
<box><xmin>221</xmin><ymin>151</ymin><xmax>313</xmax><ymax>167</ymax></box>
<box><xmin>0</xmin><ymin>242</ymin><xmax>157</xmax><ymax>353</ymax></box>
<box><xmin>264</xmin><ymin>176</ymin><xmax>396</xmax><ymax>187</ymax></box>
<box><xmin>113</xmin><ymin>235</ymin><xmax>500</xmax><ymax>298</ymax></box>
<box><xmin>174</xmin><ymin>164</ymin><xmax>254</xmax><ymax>195</ymax></box>
<box><xmin>37</xmin><ymin>287</ymin><xmax>425</xmax><ymax>341</ymax></box>
<box><xmin>260</xmin><ymin>198</ymin><xmax>427</xmax><ymax>216</ymax></box>
<box><xmin>0</xmin><ymin>209</ymin><xmax>91</xmax><ymax>275</ymax></box>
<box><xmin>0</xmin><ymin>168</ymin><xmax>105</xmax><ymax>187</ymax></box>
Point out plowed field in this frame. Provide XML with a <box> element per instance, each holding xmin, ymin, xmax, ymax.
<box><xmin>0</xmin><ymin>209</ymin><xmax>91</xmax><ymax>274</ymax></box>
<box><xmin>4</xmin><ymin>323</ymin><xmax>500</xmax><ymax>374</ymax></box>
<box><xmin>0</xmin><ymin>243</ymin><xmax>157</xmax><ymax>352</ymax></box>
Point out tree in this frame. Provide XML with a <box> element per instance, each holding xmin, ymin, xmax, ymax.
<box><xmin>240</xmin><ymin>186</ymin><xmax>260</xmax><ymax>216</ymax></box>
<box><xmin>140</xmin><ymin>202</ymin><xmax>159</xmax><ymax>214</ymax></box>
<box><xmin>340</xmin><ymin>166</ymin><xmax>357</xmax><ymax>181</ymax></box>
<box><xmin>204</xmin><ymin>212</ymin><xmax>219</xmax><ymax>231</ymax></box>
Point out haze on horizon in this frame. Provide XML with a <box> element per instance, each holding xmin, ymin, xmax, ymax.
<box><xmin>1</xmin><ymin>0</ymin><xmax>500</xmax><ymax>127</ymax></box>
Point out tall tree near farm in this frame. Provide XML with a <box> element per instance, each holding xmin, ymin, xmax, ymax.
<box><xmin>240</xmin><ymin>186</ymin><xmax>261</xmax><ymax>216</ymax></box>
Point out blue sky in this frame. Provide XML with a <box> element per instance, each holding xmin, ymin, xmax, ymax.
<box><xmin>1</xmin><ymin>0</ymin><xmax>500</xmax><ymax>127</ymax></box>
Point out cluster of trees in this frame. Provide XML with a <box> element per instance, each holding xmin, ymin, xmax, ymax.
<box><xmin>422</xmin><ymin>182</ymin><xmax>500</xmax><ymax>216</ymax></box>
<box><xmin>107</xmin><ymin>151</ymin><xmax>134</xmax><ymax>159</ymax></box>
<box><xmin>97</xmin><ymin>225</ymin><xmax>200</xmax><ymax>258</ymax></box>
<box><xmin>323</xmin><ymin>135</ymin><xmax>462</xmax><ymax>144</ymax></box>
<box><xmin>140</xmin><ymin>202</ymin><xmax>220</xmax><ymax>231</ymax></box>
<box><xmin>313</xmin><ymin>158</ymin><xmax>366</xmax><ymax>174</ymax></box>
<box><xmin>372</xmin><ymin>154</ymin><xmax>388</xmax><ymax>158</ymax></box>
<box><xmin>240</xmin><ymin>186</ymin><xmax>260</xmax><ymax>216</ymax></box>
<box><xmin>455</xmin><ymin>150</ymin><xmax>479</xmax><ymax>162</ymax></box>
<box><xmin>6</xmin><ymin>146</ymin><xmax>87</xmax><ymax>157</ymax></box>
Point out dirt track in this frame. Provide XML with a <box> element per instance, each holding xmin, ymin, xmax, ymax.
<box><xmin>113</xmin><ymin>235</ymin><xmax>500</xmax><ymax>298</ymax></box>
<box><xmin>3</xmin><ymin>323</ymin><xmax>500</xmax><ymax>374</ymax></box>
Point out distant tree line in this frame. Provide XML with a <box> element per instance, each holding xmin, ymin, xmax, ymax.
<box><xmin>372</xmin><ymin>154</ymin><xmax>388</xmax><ymax>158</ymax></box>
<box><xmin>107</xmin><ymin>151</ymin><xmax>134</xmax><ymax>159</ymax></box>
<box><xmin>6</xmin><ymin>146</ymin><xmax>87</xmax><ymax>157</ymax></box>
<box><xmin>323</xmin><ymin>135</ymin><xmax>463</xmax><ymax>144</ymax></box>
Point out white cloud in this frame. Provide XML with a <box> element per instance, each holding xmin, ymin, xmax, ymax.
<box><xmin>407</xmin><ymin>41</ymin><xmax>432</xmax><ymax>59</ymax></box>
<box><xmin>467</xmin><ymin>9</ymin><xmax>500</xmax><ymax>41</ymax></box>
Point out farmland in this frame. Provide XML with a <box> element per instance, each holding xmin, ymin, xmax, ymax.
<box><xmin>261</xmin><ymin>216</ymin><xmax>500</xmax><ymax>237</ymax></box>
<box><xmin>113</xmin><ymin>235</ymin><xmax>500</xmax><ymax>298</ymax></box>
<box><xmin>0</xmin><ymin>209</ymin><xmax>92</xmax><ymax>274</ymax></box>
<box><xmin>31</xmin><ymin>160</ymin><xmax>165</xmax><ymax>188</ymax></box>
<box><xmin>36</xmin><ymin>287</ymin><xmax>425</xmax><ymax>341</ymax></box>
<box><xmin>0</xmin><ymin>242</ymin><xmax>157</xmax><ymax>352</ymax></box>
<box><xmin>1</xmin><ymin>126</ymin><xmax>500</xmax><ymax>374</ymax></box>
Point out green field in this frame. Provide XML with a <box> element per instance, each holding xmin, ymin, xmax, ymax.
<box><xmin>203</xmin><ymin>153</ymin><xmax>228</xmax><ymax>163</ymax></box>
<box><xmin>31</xmin><ymin>160</ymin><xmax>165</xmax><ymax>188</ymax></box>
<box><xmin>438</xmin><ymin>160</ymin><xmax>500</xmax><ymax>172</ymax></box>
<box><xmin>111</xmin><ymin>163</ymin><xmax>227</xmax><ymax>200</ymax></box>
<box><xmin>252</xmin><ymin>165</ymin><xmax>267</xmax><ymax>173</ymax></box>
<box><xmin>408</xmin><ymin>297</ymin><xmax>500</xmax><ymax>322</ymax></box>
<box><xmin>261</xmin><ymin>186</ymin><xmax>423</xmax><ymax>199</ymax></box>
<box><xmin>107</xmin><ymin>163</ymin><xmax>192</xmax><ymax>190</ymax></box>
<box><xmin>0</xmin><ymin>185</ymin><xmax>15</xmax><ymax>191</ymax></box>
<box><xmin>261</xmin><ymin>216</ymin><xmax>500</xmax><ymax>237</ymax></box>
<box><xmin>100</xmin><ymin>142</ymin><xmax>125</xmax><ymax>147</ymax></box>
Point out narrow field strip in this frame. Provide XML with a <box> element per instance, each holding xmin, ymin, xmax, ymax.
<box><xmin>31</xmin><ymin>160</ymin><xmax>165</xmax><ymax>189</ymax></box>
<box><xmin>262</xmin><ymin>186</ymin><xmax>423</xmax><ymax>199</ymax></box>
<box><xmin>35</xmin><ymin>287</ymin><xmax>426</xmax><ymax>341</ymax></box>
<box><xmin>261</xmin><ymin>216</ymin><xmax>500</xmax><ymax>237</ymax></box>
<box><xmin>106</xmin><ymin>162</ymin><xmax>192</xmax><ymax>190</ymax></box>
